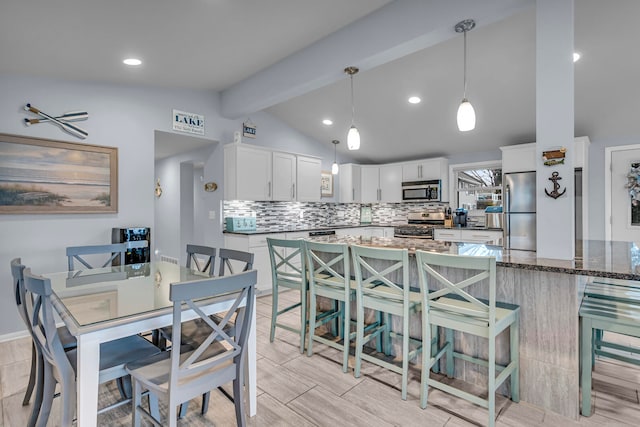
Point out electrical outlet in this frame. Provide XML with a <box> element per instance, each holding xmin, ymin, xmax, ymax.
<box><xmin>208</xmin><ymin>210</ymin><xmax>216</xmax><ymax>220</ymax></box>
<box><xmin>299</xmin><ymin>210</ymin><xmax>304</xmax><ymax>219</ymax></box>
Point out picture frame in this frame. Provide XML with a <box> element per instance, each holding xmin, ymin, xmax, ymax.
<box><xmin>0</xmin><ymin>133</ymin><xmax>118</xmax><ymax>214</ymax></box>
<box><xmin>320</xmin><ymin>170</ymin><xmax>333</xmax><ymax>197</ymax></box>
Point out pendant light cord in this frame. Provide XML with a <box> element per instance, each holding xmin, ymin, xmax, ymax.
<box><xmin>350</xmin><ymin>74</ymin><xmax>356</xmax><ymax>125</ymax></box>
<box><xmin>463</xmin><ymin>28</ymin><xmax>468</xmax><ymax>99</ymax></box>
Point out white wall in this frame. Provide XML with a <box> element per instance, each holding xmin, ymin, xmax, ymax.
<box><xmin>0</xmin><ymin>74</ymin><xmax>350</xmax><ymax>337</ymax></box>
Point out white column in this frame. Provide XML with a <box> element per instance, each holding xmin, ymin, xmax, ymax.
<box><xmin>536</xmin><ymin>0</ymin><xmax>575</xmax><ymax>259</ymax></box>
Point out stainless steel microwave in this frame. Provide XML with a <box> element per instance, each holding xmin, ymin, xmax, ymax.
<box><xmin>401</xmin><ymin>180</ymin><xmax>441</xmax><ymax>202</ymax></box>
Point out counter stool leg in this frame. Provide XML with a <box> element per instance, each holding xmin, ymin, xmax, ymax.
<box><xmin>355</xmin><ymin>296</ymin><xmax>365</xmax><ymax>378</ymax></box>
<box><xmin>270</xmin><ymin>289</ymin><xmax>279</xmax><ymax>343</ymax></box>
<box><xmin>431</xmin><ymin>324</ymin><xmax>440</xmax><ymax>374</ymax></box>
<box><xmin>488</xmin><ymin>335</ymin><xmax>496</xmax><ymax>427</ymax></box>
<box><xmin>445</xmin><ymin>328</ymin><xmax>454</xmax><ymax>377</ymax></box>
<box><xmin>300</xmin><ymin>287</ymin><xmax>307</xmax><ymax>353</ymax></box>
<box><xmin>580</xmin><ymin>317</ymin><xmax>593</xmax><ymax>416</ymax></box>
<box><xmin>510</xmin><ymin>313</ymin><xmax>520</xmax><ymax>402</ymax></box>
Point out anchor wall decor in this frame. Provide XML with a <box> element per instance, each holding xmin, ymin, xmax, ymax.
<box><xmin>545</xmin><ymin>171</ymin><xmax>566</xmax><ymax>199</ymax></box>
<box><xmin>23</xmin><ymin>103</ymin><xmax>89</xmax><ymax>139</ymax></box>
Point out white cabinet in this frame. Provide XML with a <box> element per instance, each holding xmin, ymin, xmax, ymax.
<box><xmin>224</xmin><ymin>144</ymin><xmax>321</xmax><ymax>202</ymax></box>
<box><xmin>224</xmin><ymin>233</ymin><xmax>285</xmax><ymax>294</ymax></box>
<box><xmin>500</xmin><ymin>143</ymin><xmax>536</xmax><ymax>173</ymax></box>
<box><xmin>272</xmin><ymin>152</ymin><xmax>296</xmax><ymax>201</ymax></box>
<box><xmin>367</xmin><ymin>227</ymin><xmax>394</xmax><ymax>237</ymax></box>
<box><xmin>434</xmin><ymin>229</ymin><xmax>461</xmax><ymax>242</ymax></box>
<box><xmin>335</xmin><ymin>227</ymin><xmax>361</xmax><ymax>237</ymax></box>
<box><xmin>434</xmin><ymin>228</ymin><xmax>503</xmax><ymax>245</ymax></box>
<box><xmin>402</xmin><ymin>157</ymin><xmax>447</xmax><ymax>181</ymax></box>
<box><xmin>338</xmin><ymin>164</ymin><xmax>361</xmax><ymax>203</ymax></box>
<box><xmin>360</xmin><ymin>165</ymin><xmax>402</xmax><ymax>203</ymax></box>
<box><xmin>361</xmin><ymin>166</ymin><xmax>380</xmax><ymax>203</ymax></box>
<box><xmin>459</xmin><ymin>229</ymin><xmax>503</xmax><ymax>245</ymax></box>
<box><xmin>296</xmin><ymin>156</ymin><xmax>321</xmax><ymax>201</ymax></box>
<box><xmin>224</xmin><ymin>144</ymin><xmax>272</xmax><ymax>200</ymax></box>
<box><xmin>379</xmin><ymin>164</ymin><xmax>402</xmax><ymax>203</ymax></box>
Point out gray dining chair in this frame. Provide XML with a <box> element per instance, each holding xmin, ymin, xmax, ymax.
<box><xmin>126</xmin><ymin>269</ymin><xmax>257</xmax><ymax>427</ymax></box>
<box><xmin>11</xmin><ymin>258</ymin><xmax>77</xmax><ymax>427</ymax></box>
<box><xmin>66</xmin><ymin>242</ymin><xmax>128</xmax><ymax>270</ymax></box>
<box><xmin>161</xmin><ymin>248</ymin><xmax>255</xmax><ymax>418</ymax></box>
<box><xmin>22</xmin><ymin>268</ymin><xmax>161</xmax><ymax>426</ymax></box>
<box><xmin>186</xmin><ymin>244</ymin><xmax>217</xmax><ymax>276</ymax></box>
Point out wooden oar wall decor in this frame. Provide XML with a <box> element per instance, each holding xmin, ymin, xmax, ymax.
<box><xmin>23</xmin><ymin>103</ymin><xmax>89</xmax><ymax>139</ymax></box>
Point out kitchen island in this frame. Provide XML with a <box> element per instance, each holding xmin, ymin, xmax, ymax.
<box><xmin>304</xmin><ymin>236</ymin><xmax>640</xmax><ymax>419</ymax></box>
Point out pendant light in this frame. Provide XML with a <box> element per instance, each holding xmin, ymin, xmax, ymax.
<box><xmin>331</xmin><ymin>140</ymin><xmax>340</xmax><ymax>174</ymax></box>
<box><xmin>344</xmin><ymin>66</ymin><xmax>360</xmax><ymax>150</ymax></box>
<box><xmin>455</xmin><ymin>19</ymin><xmax>476</xmax><ymax>132</ymax></box>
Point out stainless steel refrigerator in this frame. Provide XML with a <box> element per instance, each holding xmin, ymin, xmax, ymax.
<box><xmin>504</xmin><ymin>171</ymin><xmax>536</xmax><ymax>251</ymax></box>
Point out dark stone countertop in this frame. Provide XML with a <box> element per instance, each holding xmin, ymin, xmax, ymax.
<box><xmin>304</xmin><ymin>235</ymin><xmax>640</xmax><ymax>281</ymax></box>
<box><xmin>223</xmin><ymin>223</ymin><xmax>398</xmax><ymax>235</ymax></box>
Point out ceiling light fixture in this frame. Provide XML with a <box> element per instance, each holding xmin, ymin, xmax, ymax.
<box><xmin>408</xmin><ymin>96</ymin><xmax>421</xmax><ymax>104</ymax></box>
<box><xmin>123</xmin><ymin>58</ymin><xmax>142</xmax><ymax>66</ymax></box>
<box><xmin>344</xmin><ymin>66</ymin><xmax>360</xmax><ymax>150</ymax></box>
<box><xmin>573</xmin><ymin>52</ymin><xmax>581</xmax><ymax>62</ymax></box>
<box><xmin>455</xmin><ymin>19</ymin><xmax>476</xmax><ymax>132</ymax></box>
<box><xmin>331</xmin><ymin>140</ymin><xmax>340</xmax><ymax>175</ymax></box>
<box><xmin>322</xmin><ymin>119</ymin><xmax>333</xmax><ymax>126</ymax></box>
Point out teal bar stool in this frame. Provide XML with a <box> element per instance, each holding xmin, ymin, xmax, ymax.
<box><xmin>305</xmin><ymin>240</ymin><xmax>356</xmax><ymax>372</ymax></box>
<box><xmin>579</xmin><ymin>282</ymin><xmax>640</xmax><ymax>416</ymax></box>
<box><xmin>267</xmin><ymin>237</ymin><xmax>308</xmax><ymax>353</ymax></box>
<box><xmin>350</xmin><ymin>244</ymin><xmax>422</xmax><ymax>400</ymax></box>
<box><xmin>415</xmin><ymin>250</ymin><xmax>519</xmax><ymax>427</ymax></box>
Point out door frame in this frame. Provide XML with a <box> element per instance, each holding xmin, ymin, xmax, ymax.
<box><xmin>605</xmin><ymin>144</ymin><xmax>640</xmax><ymax>240</ymax></box>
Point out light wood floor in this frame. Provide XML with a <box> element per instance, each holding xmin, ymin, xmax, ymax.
<box><xmin>1</xmin><ymin>290</ymin><xmax>639</xmax><ymax>426</ymax></box>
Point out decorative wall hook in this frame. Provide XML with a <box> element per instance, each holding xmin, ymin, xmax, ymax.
<box><xmin>23</xmin><ymin>103</ymin><xmax>89</xmax><ymax>139</ymax></box>
<box><xmin>155</xmin><ymin>179</ymin><xmax>163</xmax><ymax>198</ymax></box>
<box><xmin>542</xmin><ymin>147</ymin><xmax>566</xmax><ymax>166</ymax></box>
<box><xmin>545</xmin><ymin>171</ymin><xmax>566</xmax><ymax>199</ymax></box>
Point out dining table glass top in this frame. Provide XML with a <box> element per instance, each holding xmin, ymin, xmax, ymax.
<box><xmin>45</xmin><ymin>261</ymin><xmax>208</xmax><ymax>328</ymax></box>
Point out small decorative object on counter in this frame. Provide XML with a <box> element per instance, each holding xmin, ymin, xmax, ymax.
<box><xmin>545</xmin><ymin>171</ymin><xmax>566</xmax><ymax>199</ymax></box>
<box><xmin>542</xmin><ymin>147</ymin><xmax>566</xmax><ymax>166</ymax></box>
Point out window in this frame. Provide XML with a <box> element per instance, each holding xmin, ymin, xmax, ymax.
<box><xmin>454</xmin><ymin>163</ymin><xmax>502</xmax><ymax>211</ymax></box>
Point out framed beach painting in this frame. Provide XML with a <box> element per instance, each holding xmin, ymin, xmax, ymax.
<box><xmin>0</xmin><ymin>133</ymin><xmax>118</xmax><ymax>214</ymax></box>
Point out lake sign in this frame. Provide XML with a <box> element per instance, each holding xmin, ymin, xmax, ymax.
<box><xmin>173</xmin><ymin>109</ymin><xmax>205</xmax><ymax>136</ymax></box>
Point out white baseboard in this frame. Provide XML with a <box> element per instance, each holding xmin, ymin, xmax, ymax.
<box><xmin>0</xmin><ymin>329</ymin><xmax>29</xmax><ymax>343</ymax></box>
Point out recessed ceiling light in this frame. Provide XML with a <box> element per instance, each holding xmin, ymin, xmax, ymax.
<box><xmin>322</xmin><ymin>119</ymin><xmax>333</xmax><ymax>126</ymax></box>
<box><xmin>123</xmin><ymin>58</ymin><xmax>142</xmax><ymax>66</ymax></box>
<box><xmin>573</xmin><ymin>52</ymin><xmax>580</xmax><ymax>62</ymax></box>
<box><xmin>408</xmin><ymin>96</ymin><xmax>421</xmax><ymax>104</ymax></box>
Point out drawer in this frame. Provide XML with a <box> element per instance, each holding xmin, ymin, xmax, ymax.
<box><xmin>248</xmin><ymin>233</ymin><xmax>285</xmax><ymax>247</ymax></box>
<box><xmin>434</xmin><ymin>229</ymin><xmax>461</xmax><ymax>241</ymax></box>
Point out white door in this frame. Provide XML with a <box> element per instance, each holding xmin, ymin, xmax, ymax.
<box><xmin>610</xmin><ymin>147</ymin><xmax>640</xmax><ymax>243</ymax></box>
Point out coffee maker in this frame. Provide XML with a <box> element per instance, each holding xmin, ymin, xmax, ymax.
<box><xmin>453</xmin><ymin>208</ymin><xmax>468</xmax><ymax>227</ymax></box>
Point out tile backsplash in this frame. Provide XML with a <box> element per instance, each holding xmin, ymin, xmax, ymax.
<box><xmin>223</xmin><ymin>200</ymin><xmax>447</xmax><ymax>232</ymax></box>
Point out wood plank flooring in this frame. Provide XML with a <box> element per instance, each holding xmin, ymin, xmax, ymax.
<box><xmin>1</xmin><ymin>290</ymin><xmax>639</xmax><ymax>426</ymax></box>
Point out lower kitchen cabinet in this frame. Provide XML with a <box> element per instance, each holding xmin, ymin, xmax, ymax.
<box><xmin>225</xmin><ymin>233</ymin><xmax>284</xmax><ymax>294</ymax></box>
<box><xmin>434</xmin><ymin>228</ymin><xmax>503</xmax><ymax>245</ymax></box>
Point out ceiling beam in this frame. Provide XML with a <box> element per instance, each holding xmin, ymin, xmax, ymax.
<box><xmin>220</xmin><ymin>0</ymin><xmax>533</xmax><ymax>119</ymax></box>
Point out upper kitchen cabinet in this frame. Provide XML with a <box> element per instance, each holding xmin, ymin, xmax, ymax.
<box><xmin>360</xmin><ymin>164</ymin><xmax>402</xmax><ymax>203</ymax></box>
<box><xmin>272</xmin><ymin>151</ymin><xmax>296</xmax><ymax>201</ymax></box>
<box><xmin>224</xmin><ymin>143</ymin><xmax>321</xmax><ymax>201</ymax></box>
<box><xmin>224</xmin><ymin>144</ymin><xmax>272</xmax><ymax>200</ymax></box>
<box><xmin>296</xmin><ymin>155</ymin><xmax>321</xmax><ymax>201</ymax></box>
<box><xmin>402</xmin><ymin>157</ymin><xmax>448</xmax><ymax>182</ymax></box>
<box><xmin>500</xmin><ymin>143</ymin><xmax>536</xmax><ymax>173</ymax></box>
<box><xmin>338</xmin><ymin>163</ymin><xmax>361</xmax><ymax>203</ymax></box>
<box><xmin>500</xmin><ymin>138</ymin><xmax>590</xmax><ymax>173</ymax></box>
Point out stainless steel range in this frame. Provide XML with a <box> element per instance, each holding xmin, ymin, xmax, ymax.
<box><xmin>394</xmin><ymin>206</ymin><xmax>446</xmax><ymax>239</ymax></box>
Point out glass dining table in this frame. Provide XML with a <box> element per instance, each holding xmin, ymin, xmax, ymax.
<box><xmin>44</xmin><ymin>261</ymin><xmax>257</xmax><ymax>426</ymax></box>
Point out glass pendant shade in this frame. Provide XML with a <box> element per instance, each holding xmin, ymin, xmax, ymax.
<box><xmin>457</xmin><ymin>98</ymin><xmax>476</xmax><ymax>131</ymax></box>
<box><xmin>332</xmin><ymin>162</ymin><xmax>339</xmax><ymax>175</ymax></box>
<box><xmin>347</xmin><ymin>125</ymin><xmax>360</xmax><ymax>150</ymax></box>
